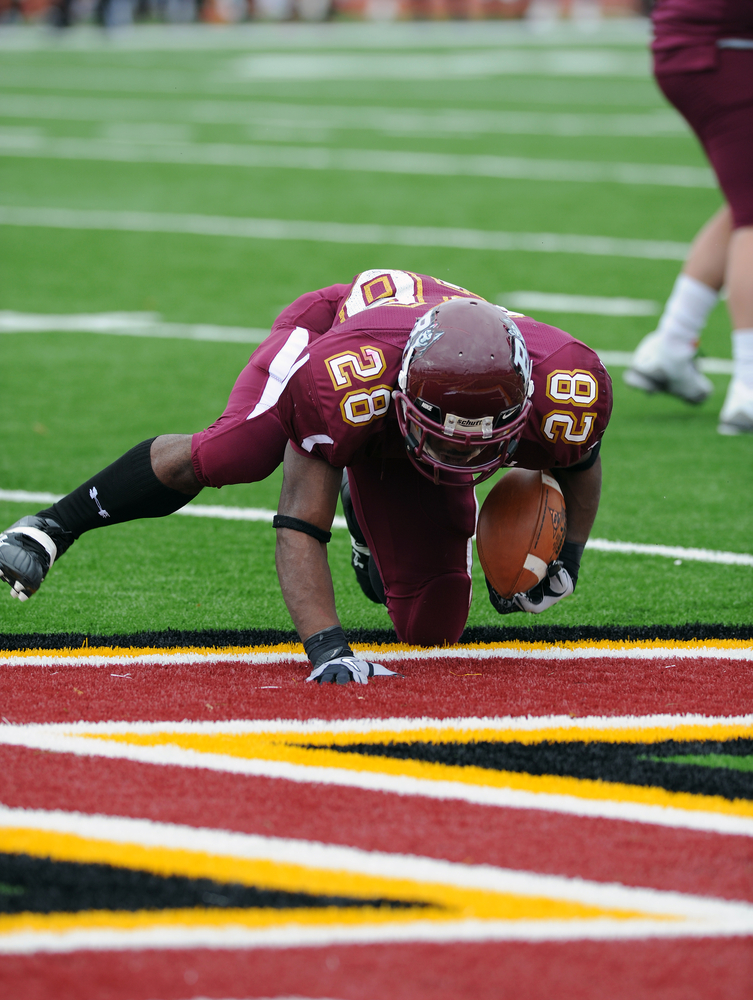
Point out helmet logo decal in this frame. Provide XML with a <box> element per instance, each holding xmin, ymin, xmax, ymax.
<box><xmin>510</xmin><ymin>324</ymin><xmax>531</xmax><ymax>381</ymax></box>
<box><xmin>407</xmin><ymin>308</ymin><xmax>441</xmax><ymax>358</ymax></box>
<box><xmin>398</xmin><ymin>308</ymin><xmax>443</xmax><ymax>390</ymax></box>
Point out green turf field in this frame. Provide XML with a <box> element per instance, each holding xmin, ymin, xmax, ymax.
<box><xmin>0</xmin><ymin>20</ymin><xmax>750</xmax><ymax>637</ymax></box>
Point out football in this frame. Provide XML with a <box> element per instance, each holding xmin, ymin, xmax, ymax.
<box><xmin>476</xmin><ymin>469</ymin><xmax>567</xmax><ymax>598</ymax></box>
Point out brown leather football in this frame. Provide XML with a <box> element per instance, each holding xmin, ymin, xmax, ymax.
<box><xmin>476</xmin><ymin>469</ymin><xmax>567</xmax><ymax>598</ymax></box>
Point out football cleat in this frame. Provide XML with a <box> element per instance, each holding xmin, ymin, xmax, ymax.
<box><xmin>718</xmin><ymin>378</ymin><xmax>753</xmax><ymax>435</ymax></box>
<box><xmin>623</xmin><ymin>332</ymin><xmax>713</xmax><ymax>405</ymax></box>
<box><xmin>340</xmin><ymin>474</ymin><xmax>383</xmax><ymax>604</ymax></box>
<box><xmin>0</xmin><ymin>515</ymin><xmax>73</xmax><ymax>601</ymax></box>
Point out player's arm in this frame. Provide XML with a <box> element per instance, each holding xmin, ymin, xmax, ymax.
<box><xmin>551</xmin><ymin>450</ymin><xmax>601</xmax><ymax>546</ymax></box>
<box><xmin>275</xmin><ymin>443</ymin><xmax>398</xmax><ymax>684</ymax></box>
<box><xmin>275</xmin><ymin>442</ymin><xmax>342</xmax><ymax>640</ymax></box>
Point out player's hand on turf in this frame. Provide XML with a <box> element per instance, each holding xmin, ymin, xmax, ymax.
<box><xmin>487</xmin><ymin>561</ymin><xmax>574</xmax><ymax>615</ymax></box>
<box><xmin>306</xmin><ymin>655</ymin><xmax>402</xmax><ymax>685</ymax></box>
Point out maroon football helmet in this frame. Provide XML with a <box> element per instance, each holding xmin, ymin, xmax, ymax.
<box><xmin>394</xmin><ymin>298</ymin><xmax>533</xmax><ymax>484</ymax></box>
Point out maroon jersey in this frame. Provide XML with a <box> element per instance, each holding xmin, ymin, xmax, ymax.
<box><xmin>652</xmin><ymin>0</ymin><xmax>753</xmax><ymax>73</ymax></box>
<box><xmin>272</xmin><ymin>270</ymin><xmax>612</xmax><ymax>472</ymax></box>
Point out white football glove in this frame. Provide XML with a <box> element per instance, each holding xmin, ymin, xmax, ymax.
<box><xmin>488</xmin><ymin>561</ymin><xmax>574</xmax><ymax>615</ymax></box>
<box><xmin>306</xmin><ymin>655</ymin><xmax>402</xmax><ymax>685</ymax></box>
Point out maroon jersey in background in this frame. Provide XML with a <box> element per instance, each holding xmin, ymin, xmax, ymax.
<box><xmin>652</xmin><ymin>0</ymin><xmax>753</xmax><ymax>73</ymax></box>
<box><xmin>275</xmin><ymin>270</ymin><xmax>612</xmax><ymax>473</ymax></box>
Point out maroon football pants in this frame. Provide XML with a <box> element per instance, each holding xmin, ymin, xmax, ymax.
<box><xmin>347</xmin><ymin>450</ymin><xmax>475</xmax><ymax>647</ymax></box>
<box><xmin>191</xmin><ymin>354</ymin><xmax>476</xmax><ymax>646</ymax></box>
<box><xmin>656</xmin><ymin>48</ymin><xmax>753</xmax><ymax>228</ymax></box>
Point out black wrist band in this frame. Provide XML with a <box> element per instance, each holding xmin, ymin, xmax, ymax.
<box><xmin>559</xmin><ymin>540</ymin><xmax>585</xmax><ymax>586</ymax></box>
<box><xmin>273</xmin><ymin>515</ymin><xmax>332</xmax><ymax>544</ymax></box>
<box><xmin>303</xmin><ymin>625</ymin><xmax>353</xmax><ymax>669</ymax></box>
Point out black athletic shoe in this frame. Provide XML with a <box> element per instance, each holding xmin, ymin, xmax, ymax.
<box><xmin>340</xmin><ymin>474</ymin><xmax>383</xmax><ymax>604</ymax></box>
<box><xmin>0</xmin><ymin>515</ymin><xmax>73</xmax><ymax>601</ymax></box>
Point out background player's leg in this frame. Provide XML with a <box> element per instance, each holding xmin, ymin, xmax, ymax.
<box><xmin>347</xmin><ymin>449</ymin><xmax>476</xmax><ymax>646</ymax></box>
<box><xmin>719</xmin><ymin>225</ymin><xmax>753</xmax><ymax>434</ymax></box>
<box><xmin>624</xmin><ymin>208</ymin><xmax>728</xmax><ymax>405</ymax></box>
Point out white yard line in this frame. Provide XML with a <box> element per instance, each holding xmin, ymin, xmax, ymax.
<box><xmin>0</xmin><ymin>917</ymin><xmax>748</xmax><ymax>956</ymax></box>
<box><xmin>0</xmin><ymin>488</ymin><xmax>748</xmax><ymax>566</ymax></box>
<box><xmin>0</xmin><ymin>311</ymin><xmax>267</xmax><ymax>343</ymax></box>
<box><xmin>2</xmin><ymin>646</ymin><xmax>753</xmax><ymax>667</ymax></box>
<box><xmin>0</xmin><ymin>94</ymin><xmax>688</xmax><ymax>138</ymax></box>
<box><xmin>0</xmin><ymin>206</ymin><xmax>692</xmax><ymax>261</ymax></box>
<box><xmin>0</xmin><ymin>134</ymin><xmax>713</xmax><ymax>188</ymax></box>
<box><xmin>21</xmin><ymin>715</ymin><xmax>753</xmax><ymax>735</ymax></box>
<box><xmin>596</xmin><ymin>350</ymin><xmax>734</xmax><ymax>374</ymax></box>
<box><xmin>229</xmin><ymin>49</ymin><xmax>652</xmax><ymax>80</ymax></box>
<box><xmin>1</xmin><ymin>310</ymin><xmax>735</xmax><ymax>372</ymax></box>
<box><xmin>502</xmin><ymin>291</ymin><xmax>660</xmax><ymax>316</ymax></box>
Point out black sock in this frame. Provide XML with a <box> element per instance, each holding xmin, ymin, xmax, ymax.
<box><xmin>37</xmin><ymin>438</ymin><xmax>195</xmax><ymax>539</ymax></box>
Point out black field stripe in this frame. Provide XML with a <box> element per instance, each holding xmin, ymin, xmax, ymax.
<box><xmin>1</xmin><ymin>623</ymin><xmax>751</xmax><ymax>651</ymax></box>
<box><xmin>0</xmin><ymin>854</ymin><xmax>426</xmax><ymax>915</ymax></box>
<box><xmin>313</xmin><ymin>739</ymin><xmax>753</xmax><ymax>802</ymax></box>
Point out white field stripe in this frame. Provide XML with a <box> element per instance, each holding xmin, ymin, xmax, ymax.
<box><xmin>0</xmin><ymin>94</ymin><xmax>689</xmax><ymax>139</ymax></box>
<box><xmin>2</xmin><ymin>644</ymin><xmax>753</xmax><ymax>668</ymax></box>
<box><xmin>586</xmin><ymin>538</ymin><xmax>753</xmax><ymax>566</ymax></box>
<box><xmin>0</xmin><ymin>310</ymin><xmax>735</xmax><ymax>373</ymax></box>
<box><xmin>0</xmin><ymin>806</ymin><xmax>750</xmax><ymax>930</ymax></box>
<box><xmin>598</xmin><ymin>350</ymin><xmax>735</xmax><ymax>375</ymax></box>
<box><xmin>230</xmin><ymin>50</ymin><xmax>652</xmax><ymax>81</ymax></box>
<box><xmin>0</xmin><ymin>488</ymin><xmax>748</xmax><ymax>568</ymax></box>
<box><xmin>0</xmin><ymin>206</ymin><xmax>692</xmax><ymax>261</ymax></box>
<box><xmin>177</xmin><ymin>504</ymin><xmax>350</xmax><ymax>530</ymax></box>
<box><xmin>2</xmin><ymin>917</ymin><xmax>751</xmax><ymax>957</ymax></box>
<box><xmin>0</xmin><ymin>489</ymin><xmax>347</xmax><ymax>531</ymax></box>
<box><xmin>18</xmin><ymin>714</ymin><xmax>753</xmax><ymax>736</ymax></box>
<box><xmin>0</xmin><ymin>135</ymin><xmax>713</xmax><ymax>189</ymax></box>
<box><xmin>0</xmin><ymin>730</ymin><xmax>751</xmax><ymax>837</ymax></box>
<box><xmin>502</xmin><ymin>292</ymin><xmax>660</xmax><ymax>316</ymax></box>
<box><xmin>0</xmin><ymin>311</ymin><xmax>267</xmax><ymax>344</ymax></box>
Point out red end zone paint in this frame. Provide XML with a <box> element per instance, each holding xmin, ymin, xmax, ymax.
<box><xmin>1</xmin><ymin>743</ymin><xmax>750</xmax><ymax>902</ymax></box>
<box><xmin>0</xmin><ymin>649</ymin><xmax>750</xmax><ymax>999</ymax></box>
<box><xmin>0</xmin><ymin>654</ymin><xmax>751</xmax><ymax>722</ymax></box>
<box><xmin>2</xmin><ymin>937</ymin><xmax>752</xmax><ymax>1000</ymax></box>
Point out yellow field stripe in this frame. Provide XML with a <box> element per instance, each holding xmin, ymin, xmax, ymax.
<box><xmin>1</xmin><ymin>637</ymin><xmax>751</xmax><ymax>661</ymax></box>
<box><xmin>0</xmin><ymin>828</ymin><xmax>648</xmax><ymax>924</ymax></box>
<box><xmin>84</xmin><ymin>727</ymin><xmax>753</xmax><ymax>821</ymax></box>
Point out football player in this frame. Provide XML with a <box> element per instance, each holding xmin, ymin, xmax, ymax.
<box><xmin>625</xmin><ymin>0</ymin><xmax>753</xmax><ymax>434</ymax></box>
<box><xmin>0</xmin><ymin>270</ymin><xmax>612</xmax><ymax>684</ymax></box>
